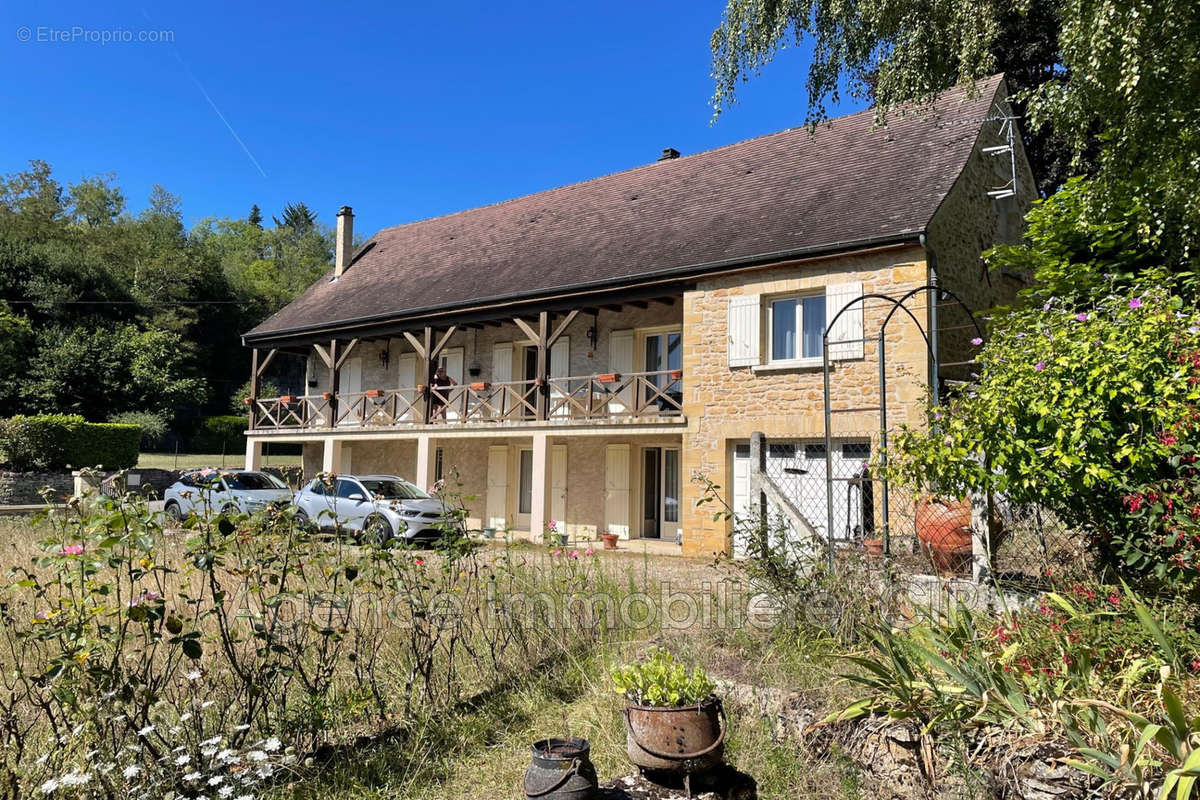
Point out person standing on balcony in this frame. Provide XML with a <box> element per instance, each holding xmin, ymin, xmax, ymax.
<box><xmin>429</xmin><ymin>365</ymin><xmax>456</xmax><ymax>421</ymax></box>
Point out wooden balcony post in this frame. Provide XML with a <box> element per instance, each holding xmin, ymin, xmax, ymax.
<box><xmin>248</xmin><ymin>348</ymin><xmax>259</xmax><ymax>430</ymax></box>
<box><xmin>328</xmin><ymin>339</ymin><xmax>339</xmax><ymax>428</ymax></box>
<box><xmin>536</xmin><ymin>311</ymin><xmax>549</xmax><ymax>420</ymax></box>
<box><xmin>422</xmin><ymin>326</ymin><xmax>434</xmax><ymax>423</ymax></box>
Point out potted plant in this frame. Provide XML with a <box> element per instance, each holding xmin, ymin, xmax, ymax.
<box><xmin>322</xmin><ymin>391</ymin><xmax>334</xmax><ymax>401</ymax></box>
<box><xmin>601</xmin><ymin>532</ymin><xmax>619</xmax><ymax>550</ymax></box>
<box><xmin>365</xmin><ymin>389</ymin><xmax>384</xmax><ymax>399</ymax></box>
<box><xmin>471</xmin><ymin>381</ymin><xmax>491</xmax><ymax>391</ymax></box>
<box><xmin>668</xmin><ymin>368</ymin><xmax>683</xmax><ymax>381</ymax></box>
<box><xmin>597</xmin><ymin>372</ymin><xmax>621</xmax><ymax>384</ymax></box>
<box><xmin>279</xmin><ymin>395</ymin><xmax>296</xmax><ymax>405</ymax></box>
<box><xmin>611</xmin><ymin>649</ymin><xmax>724</xmax><ymax>777</ymax></box>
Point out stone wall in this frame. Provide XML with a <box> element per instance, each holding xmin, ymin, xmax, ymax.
<box><xmin>679</xmin><ymin>247</ymin><xmax>933</xmax><ymax>556</ymax></box>
<box><xmin>926</xmin><ymin>81</ymin><xmax>1037</xmax><ymax>384</ymax></box>
<box><xmin>0</xmin><ymin>472</ymin><xmax>73</xmax><ymax>505</ymax></box>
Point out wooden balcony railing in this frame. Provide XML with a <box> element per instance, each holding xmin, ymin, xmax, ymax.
<box><xmin>249</xmin><ymin>370</ymin><xmax>683</xmax><ymax>431</ymax></box>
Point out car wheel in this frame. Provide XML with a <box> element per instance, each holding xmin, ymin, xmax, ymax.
<box><xmin>221</xmin><ymin>503</ymin><xmax>238</xmax><ymax>516</ymax></box>
<box><xmin>165</xmin><ymin>501</ymin><xmax>183</xmax><ymax>524</ymax></box>
<box><xmin>362</xmin><ymin>515</ymin><xmax>393</xmax><ymax>547</ymax></box>
<box><xmin>295</xmin><ymin>509</ymin><xmax>313</xmax><ymax>531</ymax></box>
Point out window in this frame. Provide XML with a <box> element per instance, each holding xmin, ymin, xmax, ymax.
<box><xmin>308</xmin><ymin>479</ymin><xmax>326</xmax><ymax>496</ymax></box>
<box><xmin>335</xmin><ymin>479</ymin><xmax>362</xmax><ymax>499</ymax></box>
<box><xmin>770</xmin><ymin>295</ymin><xmax>826</xmax><ymax>362</ymax></box>
<box><xmin>434</xmin><ymin>448</ymin><xmax>444</xmax><ymax>483</ymax></box>
<box><xmin>842</xmin><ymin>442</ymin><xmax>871</xmax><ymax>459</ymax></box>
<box><xmin>224</xmin><ymin>472</ymin><xmax>287</xmax><ymax>491</ymax></box>
<box><xmin>804</xmin><ymin>444</ymin><xmax>827</xmax><ymax>460</ymax></box>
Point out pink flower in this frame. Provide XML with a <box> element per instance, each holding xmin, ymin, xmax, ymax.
<box><xmin>553</xmin><ymin>549</ymin><xmax>562</xmax><ymax>556</ymax></box>
<box><xmin>970</xmin><ymin>337</ymin><xmax>983</xmax><ymax>346</ymax></box>
<box><xmin>1076</xmin><ymin>313</ymin><xmax>1088</xmax><ymax>322</ymax></box>
<box><xmin>568</xmin><ymin>550</ymin><xmax>580</xmax><ymax>559</ymax></box>
<box><xmin>585</xmin><ymin>547</ymin><xmax>595</xmax><ymax>556</ymax></box>
<box><xmin>1034</xmin><ymin>361</ymin><xmax>1046</xmax><ymax>371</ymax></box>
<box><xmin>1129</xmin><ymin>297</ymin><xmax>1143</xmax><ymax>309</ymax></box>
<box><xmin>60</xmin><ymin>544</ymin><xmax>84</xmax><ymax>556</ymax></box>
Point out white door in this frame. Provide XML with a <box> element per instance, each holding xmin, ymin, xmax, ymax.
<box><xmin>438</xmin><ymin>347</ymin><xmax>465</xmax><ymax>420</ymax></box>
<box><xmin>397</xmin><ymin>352</ymin><xmax>418</xmax><ymax>421</ymax></box>
<box><xmin>731</xmin><ymin>445</ymin><xmax>751</xmax><ymax>558</ymax></box>
<box><xmin>485</xmin><ymin>445</ymin><xmax>508</xmax><ymax>530</ymax></box>
<box><xmin>337</xmin><ymin>357</ymin><xmax>363</xmax><ymax>426</ymax></box>
<box><xmin>605</xmin><ymin>444</ymin><xmax>631</xmax><ymax>539</ymax></box>
<box><xmin>551</xmin><ymin>444</ymin><xmax>567</xmax><ymax>530</ymax></box>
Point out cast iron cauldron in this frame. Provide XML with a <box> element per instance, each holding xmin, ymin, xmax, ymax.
<box><xmin>623</xmin><ymin>696</ymin><xmax>726</xmax><ymax>775</ymax></box>
<box><xmin>523</xmin><ymin>737</ymin><xmax>598</xmax><ymax>800</ymax></box>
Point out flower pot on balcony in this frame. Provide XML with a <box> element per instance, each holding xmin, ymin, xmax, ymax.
<box><xmin>668</xmin><ymin>369</ymin><xmax>683</xmax><ymax>381</ymax></box>
<box><xmin>601</xmin><ymin>533</ymin><xmax>619</xmax><ymax>550</ymax></box>
<box><xmin>243</xmin><ymin>397</ymin><xmax>253</xmax><ymax>406</ymax></box>
<box><xmin>597</xmin><ymin>372</ymin><xmax>621</xmax><ymax>384</ymax></box>
<box><xmin>470</xmin><ymin>381</ymin><xmax>491</xmax><ymax>391</ymax></box>
<box><xmin>279</xmin><ymin>395</ymin><xmax>296</xmax><ymax>405</ymax></box>
<box><xmin>322</xmin><ymin>392</ymin><xmax>334</xmax><ymax>401</ymax></box>
<box><xmin>365</xmin><ymin>389</ymin><xmax>383</xmax><ymax>398</ymax></box>
<box><xmin>534</xmin><ymin>377</ymin><xmax>547</xmax><ymax>387</ymax></box>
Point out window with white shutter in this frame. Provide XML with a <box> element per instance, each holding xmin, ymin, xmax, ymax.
<box><xmin>825</xmin><ymin>282</ymin><xmax>864</xmax><ymax>360</ymax></box>
<box><xmin>727</xmin><ymin>294</ymin><xmax>761</xmax><ymax>367</ymax></box>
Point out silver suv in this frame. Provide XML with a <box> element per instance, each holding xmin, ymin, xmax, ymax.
<box><xmin>164</xmin><ymin>470</ymin><xmax>294</xmax><ymax>522</ymax></box>
<box><xmin>292</xmin><ymin>474</ymin><xmax>453</xmax><ymax>545</ymax></box>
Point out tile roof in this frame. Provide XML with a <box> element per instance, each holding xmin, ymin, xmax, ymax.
<box><xmin>246</xmin><ymin>76</ymin><xmax>1004</xmax><ymax>342</ymax></box>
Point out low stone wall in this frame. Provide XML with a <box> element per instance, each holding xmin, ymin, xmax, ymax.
<box><xmin>0</xmin><ymin>471</ymin><xmax>74</xmax><ymax>505</ymax></box>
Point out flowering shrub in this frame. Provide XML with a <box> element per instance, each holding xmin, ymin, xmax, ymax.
<box><xmin>890</xmin><ymin>273</ymin><xmax>1200</xmax><ymax>588</ymax></box>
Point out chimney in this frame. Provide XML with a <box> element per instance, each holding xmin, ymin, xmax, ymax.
<box><xmin>657</xmin><ymin>147</ymin><xmax>680</xmax><ymax>161</ymax></box>
<box><xmin>334</xmin><ymin>205</ymin><xmax>354</xmax><ymax>277</ymax></box>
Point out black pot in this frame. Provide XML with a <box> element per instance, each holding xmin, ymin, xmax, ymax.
<box><xmin>523</xmin><ymin>737</ymin><xmax>598</xmax><ymax>800</ymax></box>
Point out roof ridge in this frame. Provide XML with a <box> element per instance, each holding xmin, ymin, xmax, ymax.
<box><xmin>363</xmin><ymin>75</ymin><xmax>1004</xmax><ymax>239</ymax></box>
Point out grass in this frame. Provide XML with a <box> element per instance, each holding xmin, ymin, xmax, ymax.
<box><xmin>280</xmin><ymin>645</ymin><xmax>854</xmax><ymax>800</ymax></box>
<box><xmin>135</xmin><ymin>451</ymin><xmax>302</xmax><ymax>470</ymax></box>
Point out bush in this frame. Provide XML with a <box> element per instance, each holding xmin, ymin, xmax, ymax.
<box><xmin>229</xmin><ymin>377</ymin><xmax>280</xmax><ymax>415</ymax></box>
<box><xmin>0</xmin><ymin>414</ymin><xmax>140</xmax><ymax>471</ymax></box>
<box><xmin>189</xmin><ymin>415</ymin><xmax>247</xmax><ymax>455</ymax></box>
<box><xmin>108</xmin><ymin>410</ymin><xmax>168</xmax><ymax>451</ymax></box>
<box><xmin>890</xmin><ymin>273</ymin><xmax>1200</xmax><ymax>588</ymax></box>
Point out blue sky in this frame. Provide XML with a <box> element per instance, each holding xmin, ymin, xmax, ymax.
<box><xmin>1</xmin><ymin>1</ymin><xmax>865</xmax><ymax>237</ymax></box>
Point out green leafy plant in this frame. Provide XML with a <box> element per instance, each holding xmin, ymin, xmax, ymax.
<box><xmin>109</xmin><ymin>410</ymin><xmax>168</xmax><ymax>451</ymax></box>
<box><xmin>0</xmin><ymin>413</ymin><xmax>140</xmax><ymax>470</ymax></box>
<box><xmin>611</xmin><ymin>648</ymin><xmax>717</xmax><ymax>707</ymax></box>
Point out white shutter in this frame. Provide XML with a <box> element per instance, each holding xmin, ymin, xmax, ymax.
<box><xmin>826</xmin><ymin>282</ymin><xmax>864</xmax><ymax>360</ymax></box>
<box><xmin>485</xmin><ymin>445</ymin><xmax>508</xmax><ymax>529</ymax></box>
<box><xmin>549</xmin><ymin>336</ymin><xmax>570</xmax><ymax>418</ymax></box>
<box><xmin>727</xmin><ymin>294</ymin><xmax>761</xmax><ymax>367</ymax></box>
<box><xmin>492</xmin><ymin>342</ymin><xmax>513</xmax><ymax>383</ymax></box>
<box><xmin>551</xmin><ymin>444</ymin><xmax>567</xmax><ymax>529</ymax></box>
<box><xmin>605</xmin><ymin>444</ymin><xmax>631</xmax><ymax>539</ymax></box>
<box><xmin>609</xmin><ymin>329</ymin><xmax>634</xmax><ymax>412</ymax></box>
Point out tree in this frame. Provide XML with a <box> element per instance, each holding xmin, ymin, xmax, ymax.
<box><xmin>710</xmin><ymin>0</ymin><xmax>1200</xmax><ymax>259</ymax></box>
<box><xmin>248</xmin><ymin>204</ymin><xmax>263</xmax><ymax>228</ymax></box>
<box><xmin>273</xmin><ymin>202</ymin><xmax>317</xmax><ymax>235</ymax></box>
<box><xmin>0</xmin><ymin>302</ymin><xmax>33</xmax><ymax>414</ymax></box>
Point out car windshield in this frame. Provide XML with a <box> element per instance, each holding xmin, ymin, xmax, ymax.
<box><xmin>360</xmin><ymin>478</ymin><xmax>428</xmax><ymax>500</ymax></box>
<box><xmin>223</xmin><ymin>472</ymin><xmax>287</xmax><ymax>491</ymax></box>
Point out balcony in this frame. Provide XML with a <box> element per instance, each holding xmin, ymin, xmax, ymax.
<box><xmin>248</xmin><ymin>369</ymin><xmax>683</xmax><ymax>432</ymax></box>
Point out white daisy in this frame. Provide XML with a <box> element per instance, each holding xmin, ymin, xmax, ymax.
<box><xmin>186</xmin><ymin>670</ymin><xmax>202</xmax><ymax>681</ymax></box>
<box><xmin>38</xmin><ymin>778</ymin><xmax>58</xmax><ymax>795</ymax></box>
<box><xmin>137</xmin><ymin>725</ymin><xmax>155</xmax><ymax>737</ymax></box>
<box><xmin>218</xmin><ymin>787</ymin><xmax>234</xmax><ymax>798</ymax></box>
<box><xmin>262</xmin><ymin>737</ymin><xmax>281</xmax><ymax>752</ymax></box>
<box><xmin>247</xmin><ymin>751</ymin><xmax>267</xmax><ymax>762</ymax></box>
<box><xmin>123</xmin><ymin>765</ymin><xmax>141</xmax><ymax>779</ymax></box>
<box><xmin>183</xmin><ymin>771</ymin><xmax>202</xmax><ymax>782</ymax></box>
<box><xmin>174</xmin><ymin>754</ymin><xmax>190</xmax><ymax>766</ymax></box>
<box><xmin>59</xmin><ymin>772</ymin><xmax>90</xmax><ymax>787</ymax></box>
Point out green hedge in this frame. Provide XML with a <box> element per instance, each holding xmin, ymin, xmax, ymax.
<box><xmin>0</xmin><ymin>414</ymin><xmax>141</xmax><ymax>471</ymax></box>
<box><xmin>189</xmin><ymin>415</ymin><xmax>247</xmax><ymax>455</ymax></box>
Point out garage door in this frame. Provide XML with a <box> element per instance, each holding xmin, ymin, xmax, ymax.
<box><xmin>732</xmin><ymin>440</ymin><xmax>872</xmax><ymax>557</ymax></box>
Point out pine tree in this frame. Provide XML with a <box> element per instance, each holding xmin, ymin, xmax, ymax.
<box><xmin>248</xmin><ymin>204</ymin><xmax>263</xmax><ymax>228</ymax></box>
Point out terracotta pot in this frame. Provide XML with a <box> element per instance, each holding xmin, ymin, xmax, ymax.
<box><xmin>322</xmin><ymin>392</ymin><xmax>334</xmax><ymax>400</ymax></box>
<box><xmin>623</xmin><ymin>696</ymin><xmax>725</xmax><ymax>775</ymax></box>
<box><xmin>601</xmin><ymin>533</ymin><xmax>619</xmax><ymax>550</ymax></box>
<box><xmin>668</xmin><ymin>369</ymin><xmax>683</xmax><ymax>380</ymax></box>
<box><xmin>862</xmin><ymin>538</ymin><xmax>884</xmax><ymax>557</ymax></box>
<box><xmin>596</xmin><ymin>372</ymin><xmax>621</xmax><ymax>384</ymax></box>
<box><xmin>243</xmin><ymin>397</ymin><xmax>253</xmax><ymax>406</ymax></box>
<box><xmin>916</xmin><ymin>496</ymin><xmax>974</xmax><ymax>576</ymax></box>
<box><xmin>470</xmin><ymin>381</ymin><xmax>491</xmax><ymax>391</ymax></box>
<box><xmin>365</xmin><ymin>389</ymin><xmax>383</xmax><ymax>398</ymax></box>
<box><xmin>279</xmin><ymin>395</ymin><xmax>295</xmax><ymax>405</ymax></box>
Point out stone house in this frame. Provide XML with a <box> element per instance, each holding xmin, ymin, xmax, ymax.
<box><xmin>241</xmin><ymin>75</ymin><xmax>1035</xmax><ymax>557</ymax></box>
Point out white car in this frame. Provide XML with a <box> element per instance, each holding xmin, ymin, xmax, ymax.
<box><xmin>163</xmin><ymin>470</ymin><xmax>294</xmax><ymax>522</ymax></box>
<box><xmin>292</xmin><ymin>474</ymin><xmax>453</xmax><ymax>545</ymax></box>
